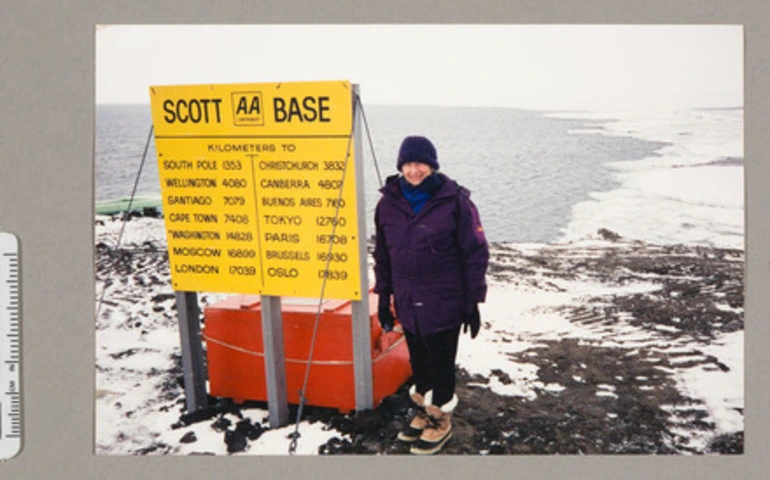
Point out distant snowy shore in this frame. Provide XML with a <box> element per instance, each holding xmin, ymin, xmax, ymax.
<box><xmin>95</xmin><ymin>215</ymin><xmax>743</xmax><ymax>455</ymax></box>
<box><xmin>550</xmin><ymin>108</ymin><xmax>743</xmax><ymax>249</ymax></box>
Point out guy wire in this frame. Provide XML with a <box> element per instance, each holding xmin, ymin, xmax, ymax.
<box><xmin>95</xmin><ymin>125</ymin><xmax>154</xmax><ymax>322</ymax></box>
<box><xmin>289</xmin><ymin>94</ymin><xmax>361</xmax><ymax>455</ymax></box>
<box><xmin>357</xmin><ymin>97</ymin><xmax>384</xmax><ymax>187</ymax></box>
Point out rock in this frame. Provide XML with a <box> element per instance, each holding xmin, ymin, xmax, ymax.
<box><xmin>488</xmin><ymin>442</ymin><xmax>506</xmax><ymax>454</ymax></box>
<box><xmin>319</xmin><ymin>436</ymin><xmax>353</xmax><ymax>455</ymax></box>
<box><xmin>211</xmin><ymin>416</ymin><xmax>231</xmax><ymax>432</ymax></box>
<box><xmin>490</xmin><ymin>369</ymin><xmax>513</xmax><ymax>385</ymax></box>
<box><xmin>143</xmin><ymin>207</ymin><xmax>161</xmax><ymax>218</ymax></box>
<box><xmin>225</xmin><ymin>429</ymin><xmax>248</xmax><ymax>453</ymax></box>
<box><xmin>179</xmin><ymin>431</ymin><xmax>197</xmax><ymax>443</ymax></box>
<box><xmin>708</xmin><ymin>432</ymin><xmax>743</xmax><ymax>454</ymax></box>
<box><xmin>248</xmin><ymin>426</ymin><xmax>263</xmax><ymax>441</ymax></box>
<box><xmin>234</xmin><ymin>419</ymin><xmax>252</xmax><ymax>435</ymax></box>
<box><xmin>377</xmin><ymin>393</ymin><xmax>412</xmax><ymax>421</ymax></box>
<box><xmin>349</xmin><ymin>410</ymin><xmax>384</xmax><ymax>432</ymax></box>
<box><xmin>109</xmin><ymin>349</ymin><xmax>139</xmax><ymax>360</ymax></box>
<box><xmin>597</xmin><ymin>228</ymin><xmax>622</xmax><ymax>241</ymax></box>
<box><xmin>151</xmin><ymin>293</ymin><xmax>176</xmax><ymax>303</ymax></box>
<box><xmin>235</xmin><ymin>419</ymin><xmax>263</xmax><ymax>441</ymax></box>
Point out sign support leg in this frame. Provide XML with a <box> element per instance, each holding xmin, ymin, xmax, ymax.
<box><xmin>351</xmin><ymin>300</ymin><xmax>373</xmax><ymax>410</ymax></box>
<box><xmin>175</xmin><ymin>291</ymin><xmax>208</xmax><ymax>412</ymax></box>
<box><xmin>351</xmin><ymin>84</ymin><xmax>374</xmax><ymax>411</ymax></box>
<box><xmin>261</xmin><ymin>295</ymin><xmax>289</xmax><ymax>427</ymax></box>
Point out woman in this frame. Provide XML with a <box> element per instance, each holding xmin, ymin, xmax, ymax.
<box><xmin>373</xmin><ymin>135</ymin><xmax>489</xmax><ymax>455</ymax></box>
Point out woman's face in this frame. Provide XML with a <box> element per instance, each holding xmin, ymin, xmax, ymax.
<box><xmin>401</xmin><ymin>161</ymin><xmax>434</xmax><ymax>186</ymax></box>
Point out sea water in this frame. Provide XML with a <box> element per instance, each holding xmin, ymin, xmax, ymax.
<box><xmin>95</xmin><ymin>104</ymin><xmax>743</xmax><ymax>248</ymax></box>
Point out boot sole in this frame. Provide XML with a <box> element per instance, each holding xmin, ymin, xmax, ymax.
<box><xmin>409</xmin><ymin>431</ymin><xmax>452</xmax><ymax>455</ymax></box>
<box><xmin>397</xmin><ymin>426</ymin><xmax>424</xmax><ymax>442</ymax></box>
<box><xmin>396</xmin><ymin>431</ymin><xmax>422</xmax><ymax>442</ymax></box>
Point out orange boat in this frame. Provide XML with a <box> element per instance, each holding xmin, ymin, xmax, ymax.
<box><xmin>204</xmin><ymin>292</ymin><xmax>411</xmax><ymax>413</ymax></box>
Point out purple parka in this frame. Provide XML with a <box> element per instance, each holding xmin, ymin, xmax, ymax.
<box><xmin>373</xmin><ymin>173</ymin><xmax>489</xmax><ymax>337</ymax></box>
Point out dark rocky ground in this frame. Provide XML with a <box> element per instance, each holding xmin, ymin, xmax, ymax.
<box><xmin>97</xmin><ymin>219</ymin><xmax>744</xmax><ymax>455</ymax></box>
<box><xmin>317</xmin><ymin>231</ymin><xmax>743</xmax><ymax>455</ymax></box>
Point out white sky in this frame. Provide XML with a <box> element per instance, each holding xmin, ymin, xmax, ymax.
<box><xmin>96</xmin><ymin>24</ymin><xmax>743</xmax><ymax>111</ymax></box>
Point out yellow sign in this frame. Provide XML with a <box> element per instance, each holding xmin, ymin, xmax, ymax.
<box><xmin>149</xmin><ymin>81</ymin><xmax>361</xmax><ymax>300</ymax></box>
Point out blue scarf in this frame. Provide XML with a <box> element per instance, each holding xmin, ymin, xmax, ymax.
<box><xmin>399</xmin><ymin>173</ymin><xmax>443</xmax><ymax>214</ymax></box>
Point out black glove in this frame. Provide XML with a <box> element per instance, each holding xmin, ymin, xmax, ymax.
<box><xmin>462</xmin><ymin>303</ymin><xmax>481</xmax><ymax>339</ymax></box>
<box><xmin>378</xmin><ymin>294</ymin><xmax>395</xmax><ymax>332</ymax></box>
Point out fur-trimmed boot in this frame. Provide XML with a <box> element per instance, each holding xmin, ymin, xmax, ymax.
<box><xmin>397</xmin><ymin>385</ymin><xmax>430</xmax><ymax>442</ymax></box>
<box><xmin>410</xmin><ymin>393</ymin><xmax>457</xmax><ymax>455</ymax></box>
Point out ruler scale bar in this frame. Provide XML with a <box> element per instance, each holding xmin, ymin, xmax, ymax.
<box><xmin>0</xmin><ymin>232</ymin><xmax>21</xmax><ymax>460</ymax></box>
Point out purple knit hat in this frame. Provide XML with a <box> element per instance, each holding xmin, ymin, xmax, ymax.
<box><xmin>397</xmin><ymin>136</ymin><xmax>439</xmax><ymax>171</ymax></box>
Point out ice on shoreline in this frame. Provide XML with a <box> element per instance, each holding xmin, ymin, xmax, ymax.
<box><xmin>548</xmin><ymin>109</ymin><xmax>743</xmax><ymax>249</ymax></box>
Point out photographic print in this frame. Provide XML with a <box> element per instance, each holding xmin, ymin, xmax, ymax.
<box><xmin>94</xmin><ymin>25</ymin><xmax>743</xmax><ymax>455</ymax></box>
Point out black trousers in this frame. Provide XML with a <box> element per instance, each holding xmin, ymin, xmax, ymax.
<box><xmin>403</xmin><ymin>327</ymin><xmax>461</xmax><ymax>407</ymax></box>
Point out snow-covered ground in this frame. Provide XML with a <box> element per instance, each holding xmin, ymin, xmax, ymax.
<box><xmin>95</xmin><ymin>216</ymin><xmax>743</xmax><ymax>455</ymax></box>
